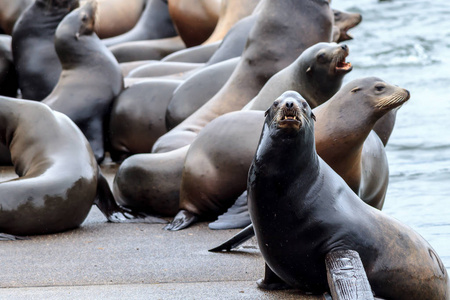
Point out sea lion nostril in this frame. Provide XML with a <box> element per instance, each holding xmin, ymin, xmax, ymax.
<box><xmin>285</xmin><ymin>101</ymin><xmax>294</xmax><ymax>109</ymax></box>
<box><xmin>341</xmin><ymin>44</ymin><xmax>348</xmax><ymax>51</ymax></box>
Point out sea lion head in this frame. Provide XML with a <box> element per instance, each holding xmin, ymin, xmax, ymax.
<box><xmin>344</xmin><ymin>77</ymin><xmax>410</xmax><ymax>113</ymax></box>
<box><xmin>332</xmin><ymin>9</ymin><xmax>362</xmax><ymax>42</ymax></box>
<box><xmin>56</xmin><ymin>0</ymin><xmax>97</xmax><ymax>40</ymax></box>
<box><xmin>265</xmin><ymin>91</ymin><xmax>316</xmax><ymax>136</ymax></box>
<box><xmin>300</xmin><ymin>42</ymin><xmax>352</xmax><ymax>106</ymax></box>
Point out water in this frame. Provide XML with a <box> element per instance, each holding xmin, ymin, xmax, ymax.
<box><xmin>333</xmin><ymin>0</ymin><xmax>450</xmax><ymax>270</ymax></box>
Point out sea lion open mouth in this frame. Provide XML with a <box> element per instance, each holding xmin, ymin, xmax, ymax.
<box><xmin>333</xmin><ymin>45</ymin><xmax>352</xmax><ymax>73</ymax></box>
<box><xmin>278</xmin><ymin>109</ymin><xmax>302</xmax><ymax>129</ymax></box>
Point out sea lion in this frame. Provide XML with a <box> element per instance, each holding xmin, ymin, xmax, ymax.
<box><xmin>108</xmin><ymin>79</ymin><xmax>182</xmax><ymax>163</ymax></box>
<box><xmin>167</xmin><ymin>42</ymin><xmax>354</xmax><ymax>230</ymax></box>
<box><xmin>11</xmin><ymin>0</ymin><xmax>79</xmax><ymax>101</ymax></box>
<box><xmin>152</xmin><ymin>0</ymin><xmax>333</xmax><ymax>153</ymax></box>
<box><xmin>246</xmin><ymin>91</ymin><xmax>449</xmax><ymax>299</ymax></box>
<box><xmin>210</xmin><ymin>77</ymin><xmax>410</xmax><ymax>247</ymax></box>
<box><xmin>42</xmin><ymin>1</ymin><xmax>123</xmax><ymax>163</ymax></box>
<box><xmin>0</xmin><ymin>96</ymin><xmax>165</xmax><ymax>240</ymax></box>
<box><xmin>168</xmin><ymin>0</ymin><xmax>221</xmax><ymax>47</ymax></box>
<box><xmin>332</xmin><ymin>9</ymin><xmax>362</xmax><ymax>43</ymax></box>
<box><xmin>202</xmin><ymin>0</ymin><xmax>260</xmax><ymax>45</ymax></box>
<box><xmin>102</xmin><ymin>0</ymin><xmax>177</xmax><ymax>47</ymax></box>
<box><xmin>92</xmin><ymin>0</ymin><xmax>145</xmax><ymax>39</ymax></box>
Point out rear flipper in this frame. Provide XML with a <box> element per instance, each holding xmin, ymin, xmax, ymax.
<box><xmin>208</xmin><ymin>224</ymin><xmax>255</xmax><ymax>252</ymax></box>
<box><xmin>325</xmin><ymin>250</ymin><xmax>375</xmax><ymax>300</ymax></box>
<box><xmin>0</xmin><ymin>233</ymin><xmax>29</xmax><ymax>241</ymax></box>
<box><xmin>257</xmin><ymin>263</ymin><xmax>292</xmax><ymax>290</ymax></box>
<box><xmin>208</xmin><ymin>191</ymin><xmax>251</xmax><ymax>230</ymax></box>
<box><xmin>163</xmin><ymin>209</ymin><xmax>198</xmax><ymax>231</ymax></box>
<box><xmin>95</xmin><ymin>169</ymin><xmax>167</xmax><ymax>224</ymax></box>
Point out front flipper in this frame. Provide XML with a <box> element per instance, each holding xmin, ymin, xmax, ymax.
<box><xmin>208</xmin><ymin>192</ymin><xmax>251</xmax><ymax>230</ymax></box>
<box><xmin>208</xmin><ymin>224</ymin><xmax>255</xmax><ymax>252</ymax></box>
<box><xmin>95</xmin><ymin>169</ymin><xmax>167</xmax><ymax>224</ymax></box>
<box><xmin>325</xmin><ymin>250</ymin><xmax>374</xmax><ymax>300</ymax></box>
<box><xmin>163</xmin><ymin>209</ymin><xmax>198</xmax><ymax>231</ymax></box>
<box><xmin>257</xmin><ymin>263</ymin><xmax>292</xmax><ymax>290</ymax></box>
<box><xmin>0</xmin><ymin>233</ymin><xmax>29</xmax><ymax>241</ymax></box>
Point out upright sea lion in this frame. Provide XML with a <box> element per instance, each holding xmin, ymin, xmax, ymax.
<box><xmin>11</xmin><ymin>0</ymin><xmax>80</xmax><ymax>100</ymax></box>
<box><xmin>202</xmin><ymin>0</ymin><xmax>260</xmax><ymax>45</ymax></box>
<box><xmin>108</xmin><ymin>79</ymin><xmax>182</xmax><ymax>163</ymax></box>
<box><xmin>168</xmin><ymin>0</ymin><xmax>221</xmax><ymax>47</ymax></box>
<box><xmin>167</xmin><ymin>42</ymin><xmax>353</xmax><ymax>230</ymax></box>
<box><xmin>43</xmin><ymin>0</ymin><xmax>123</xmax><ymax>163</ymax></box>
<box><xmin>246</xmin><ymin>91</ymin><xmax>449</xmax><ymax>299</ymax></box>
<box><xmin>152</xmin><ymin>0</ymin><xmax>333</xmax><ymax>153</ymax></box>
<box><xmin>210</xmin><ymin>77</ymin><xmax>410</xmax><ymax>247</ymax></box>
<box><xmin>0</xmin><ymin>96</ymin><xmax>165</xmax><ymax>240</ymax></box>
<box><xmin>102</xmin><ymin>0</ymin><xmax>177</xmax><ymax>47</ymax></box>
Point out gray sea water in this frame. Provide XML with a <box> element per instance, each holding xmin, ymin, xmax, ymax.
<box><xmin>333</xmin><ymin>0</ymin><xmax>450</xmax><ymax>270</ymax></box>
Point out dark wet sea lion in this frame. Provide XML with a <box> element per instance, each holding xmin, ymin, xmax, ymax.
<box><xmin>166</xmin><ymin>57</ymin><xmax>239</xmax><ymax>130</ymax></box>
<box><xmin>0</xmin><ymin>96</ymin><xmax>165</xmax><ymax>240</ymax></box>
<box><xmin>210</xmin><ymin>77</ymin><xmax>410</xmax><ymax>248</ymax></box>
<box><xmin>168</xmin><ymin>42</ymin><xmax>353</xmax><ymax>230</ymax></box>
<box><xmin>332</xmin><ymin>9</ymin><xmax>362</xmax><ymax>43</ymax></box>
<box><xmin>152</xmin><ymin>0</ymin><xmax>333</xmax><ymax>153</ymax></box>
<box><xmin>93</xmin><ymin>0</ymin><xmax>145</xmax><ymax>39</ymax></box>
<box><xmin>0</xmin><ymin>36</ymin><xmax>17</xmax><ymax>97</ymax></box>
<box><xmin>109</xmin><ymin>36</ymin><xmax>186</xmax><ymax>64</ymax></box>
<box><xmin>11</xmin><ymin>0</ymin><xmax>79</xmax><ymax>100</ymax></box>
<box><xmin>42</xmin><ymin>1</ymin><xmax>123</xmax><ymax>163</ymax></box>
<box><xmin>113</xmin><ymin>146</ymin><xmax>189</xmax><ymax>217</ymax></box>
<box><xmin>168</xmin><ymin>0</ymin><xmax>220</xmax><ymax>47</ymax></box>
<box><xmin>202</xmin><ymin>0</ymin><xmax>260</xmax><ymax>45</ymax></box>
<box><xmin>108</xmin><ymin>79</ymin><xmax>182</xmax><ymax>163</ymax></box>
<box><xmin>247</xmin><ymin>91</ymin><xmax>449</xmax><ymax>299</ymax></box>
<box><xmin>102</xmin><ymin>0</ymin><xmax>177</xmax><ymax>47</ymax></box>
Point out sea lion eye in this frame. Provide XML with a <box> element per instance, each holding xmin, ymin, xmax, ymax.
<box><xmin>375</xmin><ymin>85</ymin><xmax>385</xmax><ymax>92</ymax></box>
<box><xmin>273</xmin><ymin>101</ymin><xmax>280</xmax><ymax>107</ymax></box>
<box><xmin>81</xmin><ymin>14</ymin><xmax>88</xmax><ymax>22</ymax></box>
<box><xmin>351</xmin><ymin>87</ymin><xmax>361</xmax><ymax>93</ymax></box>
<box><xmin>316</xmin><ymin>52</ymin><xmax>326</xmax><ymax>63</ymax></box>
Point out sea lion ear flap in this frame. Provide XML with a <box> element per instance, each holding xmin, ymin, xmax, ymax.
<box><xmin>306</xmin><ymin>66</ymin><xmax>312</xmax><ymax>75</ymax></box>
<box><xmin>264</xmin><ymin>107</ymin><xmax>270</xmax><ymax>117</ymax></box>
<box><xmin>311</xmin><ymin>112</ymin><xmax>316</xmax><ymax>121</ymax></box>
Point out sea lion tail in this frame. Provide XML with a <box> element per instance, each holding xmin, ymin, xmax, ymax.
<box><xmin>208</xmin><ymin>224</ymin><xmax>255</xmax><ymax>252</ymax></box>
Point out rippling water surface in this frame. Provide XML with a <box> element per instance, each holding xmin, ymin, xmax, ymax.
<box><xmin>333</xmin><ymin>0</ymin><xmax>450</xmax><ymax>270</ymax></box>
